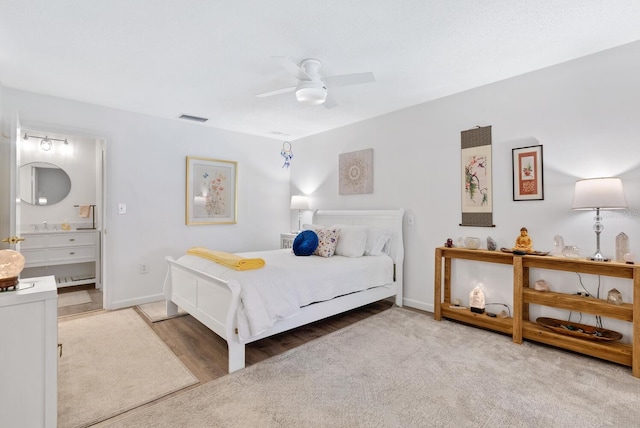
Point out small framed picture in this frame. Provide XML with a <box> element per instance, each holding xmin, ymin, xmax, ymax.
<box><xmin>186</xmin><ymin>156</ymin><xmax>238</xmax><ymax>225</ymax></box>
<box><xmin>512</xmin><ymin>145</ymin><xmax>543</xmax><ymax>201</ymax></box>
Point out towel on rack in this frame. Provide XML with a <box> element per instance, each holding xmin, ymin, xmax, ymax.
<box><xmin>186</xmin><ymin>247</ymin><xmax>265</xmax><ymax>271</ymax></box>
<box><xmin>79</xmin><ymin>205</ymin><xmax>92</xmax><ymax>218</ymax></box>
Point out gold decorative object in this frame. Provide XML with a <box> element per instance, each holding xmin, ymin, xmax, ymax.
<box><xmin>0</xmin><ymin>250</ymin><xmax>26</xmax><ymax>291</ymax></box>
<box><xmin>512</xmin><ymin>227</ymin><xmax>533</xmax><ymax>252</ymax></box>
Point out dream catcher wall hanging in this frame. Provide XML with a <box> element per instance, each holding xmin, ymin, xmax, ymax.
<box><xmin>281</xmin><ymin>141</ymin><xmax>293</xmax><ymax>168</ymax></box>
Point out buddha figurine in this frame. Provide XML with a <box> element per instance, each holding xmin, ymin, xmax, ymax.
<box><xmin>513</xmin><ymin>227</ymin><xmax>533</xmax><ymax>253</ymax></box>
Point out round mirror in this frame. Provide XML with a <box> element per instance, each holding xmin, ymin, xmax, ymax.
<box><xmin>19</xmin><ymin>162</ymin><xmax>71</xmax><ymax>206</ymax></box>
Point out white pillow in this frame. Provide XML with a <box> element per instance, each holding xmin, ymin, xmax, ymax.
<box><xmin>333</xmin><ymin>225</ymin><xmax>368</xmax><ymax>258</ymax></box>
<box><xmin>365</xmin><ymin>228</ymin><xmax>392</xmax><ymax>256</ymax></box>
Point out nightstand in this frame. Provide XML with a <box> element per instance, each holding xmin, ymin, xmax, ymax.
<box><xmin>280</xmin><ymin>232</ymin><xmax>298</xmax><ymax>249</ymax></box>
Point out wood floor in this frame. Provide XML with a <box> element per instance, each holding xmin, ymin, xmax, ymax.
<box><xmin>57</xmin><ymin>292</ymin><xmax>396</xmax><ymax>383</ymax></box>
<box><xmin>139</xmin><ymin>300</ymin><xmax>394</xmax><ymax>384</ymax></box>
<box><xmin>59</xmin><ymin>298</ymin><xmax>402</xmax><ymax>425</ymax></box>
<box><xmin>57</xmin><ymin>284</ymin><xmax>103</xmax><ymax>317</ymax></box>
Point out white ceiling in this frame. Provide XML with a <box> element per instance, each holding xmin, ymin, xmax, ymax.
<box><xmin>2</xmin><ymin>1</ymin><xmax>640</xmax><ymax>141</ymax></box>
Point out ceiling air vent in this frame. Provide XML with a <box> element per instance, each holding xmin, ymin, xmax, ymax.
<box><xmin>178</xmin><ymin>114</ymin><xmax>208</xmax><ymax>123</ymax></box>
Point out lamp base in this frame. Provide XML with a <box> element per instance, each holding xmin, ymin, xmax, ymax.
<box><xmin>588</xmin><ymin>252</ymin><xmax>610</xmax><ymax>262</ymax></box>
<box><xmin>0</xmin><ymin>276</ymin><xmax>19</xmax><ymax>291</ymax></box>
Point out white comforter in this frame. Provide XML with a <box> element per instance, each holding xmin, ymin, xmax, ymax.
<box><xmin>175</xmin><ymin>249</ymin><xmax>394</xmax><ymax>340</ymax></box>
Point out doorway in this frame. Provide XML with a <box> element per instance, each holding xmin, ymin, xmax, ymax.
<box><xmin>2</xmin><ymin>124</ymin><xmax>107</xmax><ymax>315</ymax></box>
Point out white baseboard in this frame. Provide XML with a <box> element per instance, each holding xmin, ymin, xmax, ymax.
<box><xmin>402</xmin><ymin>298</ymin><xmax>433</xmax><ymax>314</ymax></box>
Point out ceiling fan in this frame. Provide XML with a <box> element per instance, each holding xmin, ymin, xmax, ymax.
<box><xmin>256</xmin><ymin>57</ymin><xmax>375</xmax><ymax>108</ymax></box>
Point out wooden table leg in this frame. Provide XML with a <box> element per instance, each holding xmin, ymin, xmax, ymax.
<box><xmin>434</xmin><ymin>248</ymin><xmax>443</xmax><ymax>320</ymax></box>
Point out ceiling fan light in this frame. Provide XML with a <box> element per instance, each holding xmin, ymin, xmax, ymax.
<box><xmin>295</xmin><ymin>86</ymin><xmax>327</xmax><ymax>105</ymax></box>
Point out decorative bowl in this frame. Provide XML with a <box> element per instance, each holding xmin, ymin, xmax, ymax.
<box><xmin>464</xmin><ymin>237</ymin><xmax>481</xmax><ymax>250</ymax></box>
<box><xmin>562</xmin><ymin>245</ymin><xmax>580</xmax><ymax>258</ymax></box>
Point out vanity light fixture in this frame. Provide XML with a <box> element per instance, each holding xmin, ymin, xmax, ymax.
<box><xmin>23</xmin><ymin>132</ymin><xmax>69</xmax><ymax>151</ymax></box>
<box><xmin>571</xmin><ymin>177</ymin><xmax>628</xmax><ymax>261</ymax></box>
<box><xmin>40</xmin><ymin>138</ymin><xmax>52</xmax><ymax>151</ymax></box>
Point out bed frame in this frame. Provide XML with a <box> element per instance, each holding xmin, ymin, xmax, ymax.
<box><xmin>164</xmin><ymin>209</ymin><xmax>404</xmax><ymax>373</ymax></box>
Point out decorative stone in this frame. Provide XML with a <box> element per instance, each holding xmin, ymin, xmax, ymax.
<box><xmin>464</xmin><ymin>237</ymin><xmax>481</xmax><ymax>249</ymax></box>
<box><xmin>534</xmin><ymin>279</ymin><xmax>551</xmax><ymax>292</ymax></box>
<box><xmin>607</xmin><ymin>288</ymin><xmax>623</xmax><ymax>305</ymax></box>
<box><xmin>0</xmin><ymin>250</ymin><xmax>26</xmax><ymax>291</ymax></box>
<box><xmin>487</xmin><ymin>236</ymin><xmax>497</xmax><ymax>251</ymax></box>
<box><xmin>562</xmin><ymin>245</ymin><xmax>580</xmax><ymax>259</ymax></box>
<box><xmin>553</xmin><ymin>235</ymin><xmax>564</xmax><ymax>256</ymax></box>
<box><xmin>616</xmin><ymin>233</ymin><xmax>630</xmax><ymax>262</ymax></box>
<box><xmin>623</xmin><ymin>253</ymin><xmax>636</xmax><ymax>264</ymax></box>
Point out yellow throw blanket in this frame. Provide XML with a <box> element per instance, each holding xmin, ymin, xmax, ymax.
<box><xmin>186</xmin><ymin>247</ymin><xmax>265</xmax><ymax>271</ymax></box>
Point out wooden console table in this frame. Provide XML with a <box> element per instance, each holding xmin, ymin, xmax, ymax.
<box><xmin>434</xmin><ymin>247</ymin><xmax>640</xmax><ymax>377</ymax></box>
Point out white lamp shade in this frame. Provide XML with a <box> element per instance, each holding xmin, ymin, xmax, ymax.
<box><xmin>290</xmin><ymin>195</ymin><xmax>309</xmax><ymax>210</ymax></box>
<box><xmin>571</xmin><ymin>177</ymin><xmax>628</xmax><ymax>210</ymax></box>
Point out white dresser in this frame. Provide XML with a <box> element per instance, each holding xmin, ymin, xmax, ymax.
<box><xmin>21</xmin><ymin>230</ymin><xmax>101</xmax><ymax>287</ymax></box>
<box><xmin>0</xmin><ymin>275</ymin><xmax>57</xmax><ymax>427</ymax></box>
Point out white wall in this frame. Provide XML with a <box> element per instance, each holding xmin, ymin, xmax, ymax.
<box><xmin>292</xmin><ymin>41</ymin><xmax>640</xmax><ymax>339</ymax></box>
<box><xmin>2</xmin><ymin>88</ymin><xmax>291</xmax><ymax>308</ymax></box>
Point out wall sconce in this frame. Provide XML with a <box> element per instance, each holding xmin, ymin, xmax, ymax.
<box><xmin>290</xmin><ymin>195</ymin><xmax>309</xmax><ymax>232</ymax></box>
<box><xmin>571</xmin><ymin>177</ymin><xmax>628</xmax><ymax>261</ymax></box>
<box><xmin>24</xmin><ymin>132</ymin><xmax>69</xmax><ymax>152</ymax></box>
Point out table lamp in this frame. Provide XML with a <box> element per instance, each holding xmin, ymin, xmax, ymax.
<box><xmin>290</xmin><ymin>195</ymin><xmax>309</xmax><ymax>232</ymax></box>
<box><xmin>571</xmin><ymin>177</ymin><xmax>628</xmax><ymax>261</ymax></box>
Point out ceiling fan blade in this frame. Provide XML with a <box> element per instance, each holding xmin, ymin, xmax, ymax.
<box><xmin>323</xmin><ymin>72</ymin><xmax>375</xmax><ymax>88</ymax></box>
<box><xmin>272</xmin><ymin>56</ymin><xmax>311</xmax><ymax>81</ymax></box>
<box><xmin>256</xmin><ymin>86</ymin><xmax>296</xmax><ymax>98</ymax></box>
<box><xmin>323</xmin><ymin>94</ymin><xmax>338</xmax><ymax>109</ymax></box>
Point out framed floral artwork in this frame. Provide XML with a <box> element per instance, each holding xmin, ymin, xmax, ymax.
<box><xmin>512</xmin><ymin>145</ymin><xmax>544</xmax><ymax>201</ymax></box>
<box><xmin>460</xmin><ymin>126</ymin><xmax>494</xmax><ymax>227</ymax></box>
<box><xmin>186</xmin><ymin>156</ymin><xmax>237</xmax><ymax>225</ymax></box>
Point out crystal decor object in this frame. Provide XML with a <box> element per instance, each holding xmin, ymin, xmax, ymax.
<box><xmin>553</xmin><ymin>235</ymin><xmax>564</xmax><ymax>256</ymax></box>
<box><xmin>616</xmin><ymin>232</ymin><xmax>630</xmax><ymax>262</ymax></box>
<box><xmin>562</xmin><ymin>245</ymin><xmax>580</xmax><ymax>259</ymax></box>
<box><xmin>464</xmin><ymin>237</ymin><xmax>481</xmax><ymax>249</ymax></box>
<box><xmin>607</xmin><ymin>288</ymin><xmax>623</xmax><ymax>305</ymax></box>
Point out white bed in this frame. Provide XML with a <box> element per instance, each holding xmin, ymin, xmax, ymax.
<box><xmin>164</xmin><ymin>209</ymin><xmax>404</xmax><ymax>372</ymax></box>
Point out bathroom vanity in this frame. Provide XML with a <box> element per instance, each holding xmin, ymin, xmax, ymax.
<box><xmin>20</xmin><ymin>229</ymin><xmax>101</xmax><ymax>287</ymax></box>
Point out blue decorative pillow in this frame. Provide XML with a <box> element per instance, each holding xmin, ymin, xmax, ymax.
<box><xmin>292</xmin><ymin>230</ymin><xmax>319</xmax><ymax>256</ymax></box>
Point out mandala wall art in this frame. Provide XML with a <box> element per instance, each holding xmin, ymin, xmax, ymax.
<box><xmin>339</xmin><ymin>148</ymin><xmax>373</xmax><ymax>195</ymax></box>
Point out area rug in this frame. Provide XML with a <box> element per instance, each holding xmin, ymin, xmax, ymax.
<box><xmin>58</xmin><ymin>308</ymin><xmax>198</xmax><ymax>428</ymax></box>
<box><xmin>104</xmin><ymin>307</ymin><xmax>640</xmax><ymax>427</ymax></box>
<box><xmin>58</xmin><ymin>290</ymin><xmax>92</xmax><ymax>308</ymax></box>
<box><xmin>137</xmin><ymin>300</ymin><xmax>187</xmax><ymax>322</ymax></box>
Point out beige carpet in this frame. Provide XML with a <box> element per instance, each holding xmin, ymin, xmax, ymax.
<box><xmin>104</xmin><ymin>307</ymin><xmax>640</xmax><ymax>427</ymax></box>
<box><xmin>137</xmin><ymin>300</ymin><xmax>187</xmax><ymax>323</ymax></box>
<box><xmin>58</xmin><ymin>290</ymin><xmax>92</xmax><ymax>308</ymax></box>
<box><xmin>58</xmin><ymin>308</ymin><xmax>198</xmax><ymax>428</ymax></box>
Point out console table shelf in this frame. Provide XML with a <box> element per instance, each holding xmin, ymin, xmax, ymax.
<box><xmin>434</xmin><ymin>247</ymin><xmax>640</xmax><ymax>377</ymax></box>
